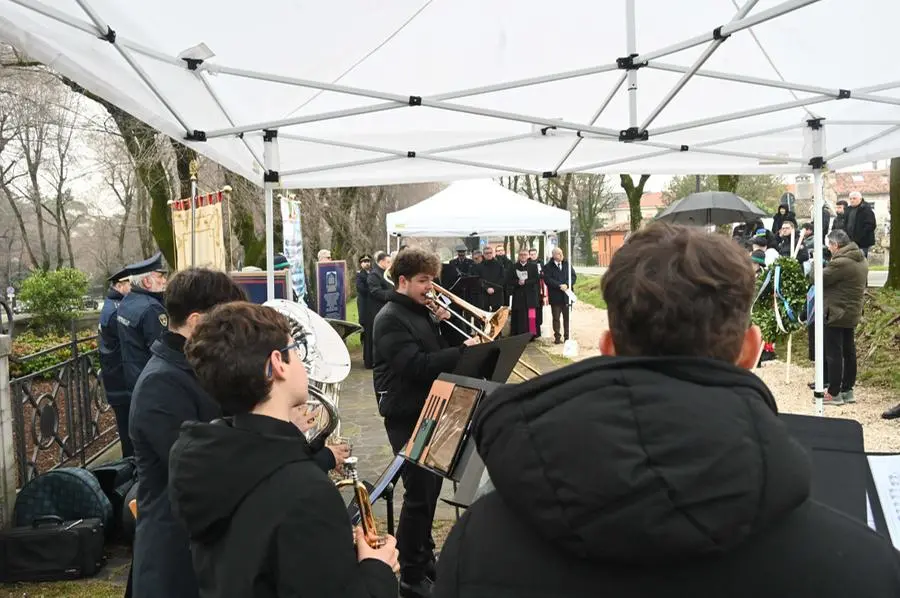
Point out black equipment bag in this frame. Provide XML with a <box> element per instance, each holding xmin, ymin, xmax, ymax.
<box><xmin>0</xmin><ymin>516</ymin><xmax>106</xmax><ymax>582</ymax></box>
<box><xmin>14</xmin><ymin>467</ymin><xmax>113</xmax><ymax>531</ymax></box>
<box><xmin>90</xmin><ymin>456</ymin><xmax>137</xmax><ymax>539</ymax></box>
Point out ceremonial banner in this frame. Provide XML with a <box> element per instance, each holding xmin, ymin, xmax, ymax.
<box><xmin>171</xmin><ymin>191</ymin><xmax>226</xmax><ymax>271</ymax></box>
<box><xmin>316</xmin><ymin>260</ymin><xmax>346</xmax><ymax>320</ymax></box>
<box><xmin>280</xmin><ymin>197</ymin><xmax>307</xmax><ymax>303</ymax></box>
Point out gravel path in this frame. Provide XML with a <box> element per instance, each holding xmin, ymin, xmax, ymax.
<box><xmin>535</xmin><ymin>303</ymin><xmax>900</xmax><ymax>453</ymax></box>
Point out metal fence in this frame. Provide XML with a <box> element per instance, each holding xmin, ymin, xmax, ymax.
<box><xmin>8</xmin><ymin>325</ymin><xmax>116</xmax><ymax>487</ymax></box>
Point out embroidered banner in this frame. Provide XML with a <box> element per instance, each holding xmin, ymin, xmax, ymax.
<box><xmin>171</xmin><ymin>191</ymin><xmax>226</xmax><ymax>272</ymax></box>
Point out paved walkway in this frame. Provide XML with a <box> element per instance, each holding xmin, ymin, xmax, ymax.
<box><xmin>337</xmin><ymin>344</ymin><xmax>561</xmax><ymax>522</ymax></box>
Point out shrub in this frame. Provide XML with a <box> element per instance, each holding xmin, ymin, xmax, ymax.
<box><xmin>18</xmin><ymin>269</ymin><xmax>90</xmax><ymax>333</ymax></box>
<box><xmin>10</xmin><ymin>330</ymin><xmax>99</xmax><ymax>380</ymax></box>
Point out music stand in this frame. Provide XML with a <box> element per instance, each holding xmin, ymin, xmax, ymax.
<box><xmin>779</xmin><ymin>413</ymin><xmax>868</xmax><ymax>524</ymax></box>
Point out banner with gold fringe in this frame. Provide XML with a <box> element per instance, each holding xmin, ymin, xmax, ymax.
<box><xmin>171</xmin><ymin>190</ymin><xmax>226</xmax><ymax>272</ymax></box>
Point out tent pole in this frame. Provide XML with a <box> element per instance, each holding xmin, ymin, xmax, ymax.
<box><xmin>553</xmin><ymin>72</ymin><xmax>628</xmax><ymax>173</ymax></box>
<box><xmin>640</xmin><ymin>0</ymin><xmax>760</xmax><ymax>131</ymax></box>
<box><xmin>633</xmin><ymin>0</ymin><xmax>821</xmax><ymax>64</ymax></box>
<box><xmin>626</xmin><ymin>0</ymin><xmax>638</xmax><ymax>128</ymax></box>
<box><xmin>651</xmin><ymin>95</ymin><xmax>833</xmax><ymax>136</ymax></box>
<box><xmin>560</xmin><ymin>149</ymin><xmax>677</xmax><ymax>173</ymax></box>
<box><xmin>825</xmin><ymin>124</ymin><xmax>900</xmax><ymax>162</ymax></box>
<box><xmin>638</xmin><ymin>141</ymin><xmax>806</xmax><ymax>164</ymax></box>
<box><xmin>194</xmin><ymin>72</ymin><xmax>266</xmax><ymax>169</ymax></box>
<box><xmin>810</xmin><ymin>123</ymin><xmax>825</xmax><ymax>416</ymax></box>
<box><xmin>263</xmin><ymin>130</ymin><xmax>280</xmax><ymax>302</ymax></box>
<box><xmin>647</xmin><ymin>62</ymin><xmax>844</xmax><ymax>97</ymax></box>
<box><xmin>71</xmin><ymin>0</ymin><xmax>193</xmax><ymax>133</ymax></box>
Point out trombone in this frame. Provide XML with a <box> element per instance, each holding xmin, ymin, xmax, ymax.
<box><xmin>424</xmin><ymin>283</ymin><xmax>542</xmax><ymax>382</ymax></box>
<box><xmin>385</xmin><ymin>268</ymin><xmax>542</xmax><ymax>380</ymax></box>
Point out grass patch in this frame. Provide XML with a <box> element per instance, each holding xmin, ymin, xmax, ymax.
<box><xmin>577</xmin><ymin>275</ymin><xmax>607</xmax><ymax>310</ymax></box>
<box><xmin>0</xmin><ymin>579</ymin><xmax>124</xmax><ymax>597</ymax></box>
<box><xmin>869</xmin><ymin>265</ymin><xmax>888</xmax><ymax>271</ymax></box>
<box><xmin>343</xmin><ymin>299</ymin><xmax>362</xmax><ymax>351</ymax></box>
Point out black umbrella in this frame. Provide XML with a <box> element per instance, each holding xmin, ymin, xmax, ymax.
<box><xmin>655</xmin><ymin>191</ymin><xmax>767</xmax><ymax>227</ymax></box>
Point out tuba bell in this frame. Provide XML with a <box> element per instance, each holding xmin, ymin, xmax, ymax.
<box><xmin>263</xmin><ymin>299</ymin><xmax>351</xmax><ymax>445</ymax></box>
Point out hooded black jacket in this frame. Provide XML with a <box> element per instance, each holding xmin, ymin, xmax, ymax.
<box><xmin>169</xmin><ymin>413</ymin><xmax>397</xmax><ymax>598</ymax></box>
<box><xmin>435</xmin><ymin>356</ymin><xmax>900</xmax><ymax>598</ymax></box>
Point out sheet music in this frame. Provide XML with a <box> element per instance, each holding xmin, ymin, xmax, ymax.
<box><xmin>516</xmin><ymin>270</ymin><xmax>528</xmax><ymax>282</ymax></box>
<box><xmin>867</xmin><ymin>455</ymin><xmax>900</xmax><ymax>549</ymax></box>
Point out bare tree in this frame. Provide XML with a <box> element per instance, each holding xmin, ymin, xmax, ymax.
<box><xmin>571</xmin><ymin>175</ymin><xmax>615</xmax><ymax>264</ymax></box>
<box><xmin>620</xmin><ymin>174</ymin><xmax>652</xmax><ymax>232</ymax></box>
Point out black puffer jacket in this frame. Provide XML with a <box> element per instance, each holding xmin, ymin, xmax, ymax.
<box><xmin>373</xmin><ymin>292</ymin><xmax>464</xmax><ymax>422</ymax></box>
<box><xmin>435</xmin><ymin>356</ymin><xmax>900</xmax><ymax>598</ymax></box>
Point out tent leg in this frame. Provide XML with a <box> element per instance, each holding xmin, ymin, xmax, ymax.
<box><xmin>626</xmin><ymin>0</ymin><xmax>638</xmax><ymax>127</ymax></box>
<box><xmin>263</xmin><ymin>130</ymin><xmax>280</xmax><ymax>302</ymax></box>
<box><xmin>811</xmin><ymin>127</ymin><xmax>825</xmax><ymax>416</ymax></box>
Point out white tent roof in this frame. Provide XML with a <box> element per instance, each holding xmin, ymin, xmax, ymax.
<box><xmin>2</xmin><ymin>0</ymin><xmax>900</xmax><ymax>188</ymax></box>
<box><xmin>386</xmin><ymin>180</ymin><xmax>570</xmax><ymax>237</ymax></box>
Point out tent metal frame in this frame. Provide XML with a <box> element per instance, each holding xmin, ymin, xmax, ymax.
<box><xmin>7</xmin><ymin>0</ymin><xmax>889</xmax><ymax>412</ymax></box>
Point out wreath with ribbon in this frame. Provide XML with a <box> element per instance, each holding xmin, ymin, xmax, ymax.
<box><xmin>751</xmin><ymin>256</ymin><xmax>810</xmax><ymax>341</ymax></box>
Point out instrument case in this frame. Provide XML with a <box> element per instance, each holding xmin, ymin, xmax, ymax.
<box><xmin>0</xmin><ymin>516</ymin><xmax>106</xmax><ymax>582</ymax></box>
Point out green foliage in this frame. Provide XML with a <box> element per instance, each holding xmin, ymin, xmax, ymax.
<box><xmin>751</xmin><ymin>257</ymin><xmax>809</xmax><ymax>342</ymax></box>
<box><xmin>17</xmin><ymin>268</ymin><xmax>89</xmax><ymax>333</ymax></box>
<box><xmin>664</xmin><ymin>175</ymin><xmax>787</xmax><ymax>213</ymax></box>
<box><xmin>10</xmin><ymin>330</ymin><xmax>98</xmax><ymax>379</ymax></box>
<box><xmin>578</xmin><ymin>274</ymin><xmax>607</xmax><ymax>310</ymax></box>
<box><xmin>856</xmin><ymin>289</ymin><xmax>900</xmax><ymax>390</ymax></box>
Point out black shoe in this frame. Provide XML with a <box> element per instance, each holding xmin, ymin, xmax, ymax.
<box><xmin>425</xmin><ymin>560</ymin><xmax>437</xmax><ymax>582</ymax></box>
<box><xmin>882</xmin><ymin>404</ymin><xmax>900</xmax><ymax>420</ymax></box>
<box><xmin>400</xmin><ymin>577</ymin><xmax>434</xmax><ymax>598</ymax></box>
<box><xmin>807</xmin><ymin>382</ymin><xmax>815</xmax><ymax>390</ymax></box>
<box><xmin>554</xmin><ymin>337</ymin><xmax>562</xmax><ymax>344</ymax></box>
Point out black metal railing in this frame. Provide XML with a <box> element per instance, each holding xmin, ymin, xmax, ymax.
<box><xmin>8</xmin><ymin>325</ymin><xmax>115</xmax><ymax>487</ymax></box>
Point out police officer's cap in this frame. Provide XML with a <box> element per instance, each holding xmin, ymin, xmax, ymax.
<box><xmin>359</xmin><ymin>255</ymin><xmax>372</xmax><ymax>264</ymax></box>
<box><xmin>455</xmin><ymin>245</ymin><xmax>467</xmax><ymax>252</ymax></box>
<box><xmin>107</xmin><ymin>267</ymin><xmax>130</xmax><ymax>283</ymax></box>
<box><xmin>126</xmin><ymin>252</ymin><xmax>166</xmax><ymax>276</ymax></box>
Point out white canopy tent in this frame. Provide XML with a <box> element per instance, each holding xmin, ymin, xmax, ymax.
<box><xmin>386</xmin><ymin>180</ymin><xmax>570</xmax><ymax>238</ymax></box>
<box><xmin>386</xmin><ymin>179</ymin><xmax>574</xmax><ymax>296</ymax></box>
<box><xmin>3</xmin><ymin>0</ymin><xmax>899</xmax><ymax>414</ymax></box>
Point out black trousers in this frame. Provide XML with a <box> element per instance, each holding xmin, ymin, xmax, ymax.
<box><xmin>111</xmin><ymin>402</ymin><xmax>134</xmax><ymax>458</ymax></box>
<box><xmin>550</xmin><ymin>303</ymin><xmax>570</xmax><ymax>340</ymax></box>
<box><xmin>824</xmin><ymin>326</ymin><xmax>857</xmax><ymax>396</ymax></box>
<box><xmin>385</xmin><ymin>419</ymin><xmax>443</xmax><ymax>583</ymax></box>
<box><xmin>361</xmin><ymin>327</ymin><xmax>373</xmax><ymax>369</ymax></box>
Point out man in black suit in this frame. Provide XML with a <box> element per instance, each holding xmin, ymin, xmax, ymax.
<box><xmin>365</xmin><ymin>252</ymin><xmax>393</xmax><ymax>363</ymax></box>
<box><xmin>543</xmin><ymin>247</ymin><xmax>577</xmax><ymax>344</ymax></box>
<box><xmin>356</xmin><ymin>255</ymin><xmax>373</xmax><ymax>368</ymax></box>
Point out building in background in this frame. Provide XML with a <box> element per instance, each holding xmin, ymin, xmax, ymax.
<box><xmin>592</xmin><ymin>193</ymin><xmax>667</xmax><ymax>266</ymax></box>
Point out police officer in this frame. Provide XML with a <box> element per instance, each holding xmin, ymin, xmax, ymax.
<box><xmin>99</xmin><ymin>266</ymin><xmax>133</xmax><ymax>457</ymax></box>
<box><xmin>117</xmin><ymin>253</ymin><xmax>168</xmax><ymax>426</ymax></box>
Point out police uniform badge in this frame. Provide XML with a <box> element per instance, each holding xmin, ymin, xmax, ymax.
<box><xmin>158</xmin><ymin>313</ymin><xmax>168</xmax><ymax>328</ymax></box>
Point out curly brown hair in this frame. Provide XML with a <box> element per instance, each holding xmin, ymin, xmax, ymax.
<box><xmin>185</xmin><ymin>301</ymin><xmax>292</xmax><ymax>415</ymax></box>
<box><xmin>601</xmin><ymin>222</ymin><xmax>755</xmax><ymax>363</ymax></box>
<box><xmin>389</xmin><ymin>247</ymin><xmax>441</xmax><ymax>282</ymax></box>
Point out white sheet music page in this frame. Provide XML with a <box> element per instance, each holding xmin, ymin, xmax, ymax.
<box><xmin>867</xmin><ymin>455</ymin><xmax>900</xmax><ymax>549</ymax></box>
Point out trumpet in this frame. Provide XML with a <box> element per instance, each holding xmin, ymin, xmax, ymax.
<box><xmin>425</xmin><ymin>283</ymin><xmax>542</xmax><ymax>381</ymax></box>
<box><xmin>335</xmin><ymin>457</ymin><xmax>384</xmax><ymax>548</ymax></box>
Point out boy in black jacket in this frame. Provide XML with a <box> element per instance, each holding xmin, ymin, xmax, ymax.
<box><xmin>435</xmin><ymin>222</ymin><xmax>900</xmax><ymax>598</ymax></box>
<box><xmin>169</xmin><ymin>302</ymin><xmax>399</xmax><ymax>598</ymax></box>
<box><xmin>373</xmin><ymin>248</ymin><xmax>477</xmax><ymax>597</ymax></box>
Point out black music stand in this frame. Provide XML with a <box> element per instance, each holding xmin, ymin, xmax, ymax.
<box><xmin>779</xmin><ymin>413</ymin><xmax>868</xmax><ymax>525</ymax></box>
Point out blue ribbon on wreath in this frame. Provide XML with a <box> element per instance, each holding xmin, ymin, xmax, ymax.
<box><xmin>774</xmin><ymin>265</ymin><xmax>797</xmax><ymax>324</ymax></box>
<box><xmin>754</xmin><ymin>267</ymin><xmax>773</xmax><ymax>306</ymax></box>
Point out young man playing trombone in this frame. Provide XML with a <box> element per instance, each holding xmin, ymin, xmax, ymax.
<box><xmin>373</xmin><ymin>248</ymin><xmax>478</xmax><ymax>598</ymax></box>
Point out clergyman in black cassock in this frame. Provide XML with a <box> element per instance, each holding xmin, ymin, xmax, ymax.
<box><xmin>506</xmin><ymin>249</ymin><xmax>540</xmax><ymax>338</ymax></box>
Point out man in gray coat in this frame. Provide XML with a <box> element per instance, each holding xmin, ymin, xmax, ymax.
<box><xmin>820</xmin><ymin>229</ymin><xmax>868</xmax><ymax>406</ymax></box>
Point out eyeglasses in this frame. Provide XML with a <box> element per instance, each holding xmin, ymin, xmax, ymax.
<box><xmin>280</xmin><ymin>338</ymin><xmax>309</xmax><ymax>362</ymax></box>
<box><xmin>266</xmin><ymin>337</ymin><xmax>309</xmax><ymax>377</ymax></box>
